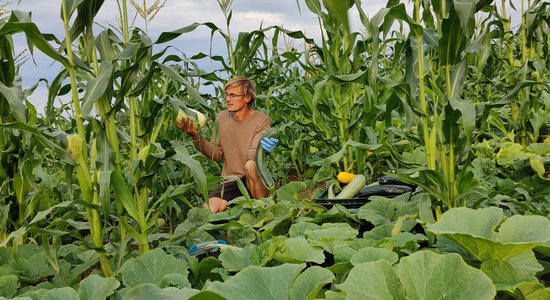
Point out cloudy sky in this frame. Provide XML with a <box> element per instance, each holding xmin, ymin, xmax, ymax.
<box><xmin>12</xmin><ymin>0</ymin><xmax>342</xmax><ymax>113</ymax></box>
<box><xmin>10</xmin><ymin>0</ymin><xmax>521</xmax><ymax>114</ymax></box>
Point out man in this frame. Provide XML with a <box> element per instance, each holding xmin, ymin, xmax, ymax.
<box><xmin>176</xmin><ymin>76</ymin><xmax>278</xmax><ymax>213</ymax></box>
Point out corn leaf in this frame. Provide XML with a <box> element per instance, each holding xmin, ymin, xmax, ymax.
<box><xmin>0</xmin><ymin>81</ymin><xmax>26</xmax><ymax>123</ymax></box>
<box><xmin>1</xmin><ymin>11</ymin><xmax>69</xmax><ymax>66</ymax></box>
<box><xmin>61</xmin><ymin>0</ymin><xmax>85</xmax><ymax>20</ymax></box>
<box><xmin>111</xmin><ymin>170</ymin><xmax>141</xmax><ymax>224</ymax></box>
<box><xmin>159</xmin><ymin>63</ymin><xmax>209</xmax><ymax>107</ymax></box>
<box><xmin>81</xmin><ymin>61</ymin><xmax>113</xmax><ymax>117</ymax></box>
<box><xmin>0</xmin><ymin>122</ymin><xmax>74</xmax><ymax>164</ymax></box>
<box><xmin>170</xmin><ymin>142</ymin><xmax>209</xmax><ymax>202</ymax></box>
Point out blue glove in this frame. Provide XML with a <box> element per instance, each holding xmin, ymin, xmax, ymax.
<box><xmin>260</xmin><ymin>137</ymin><xmax>278</xmax><ymax>153</ymax></box>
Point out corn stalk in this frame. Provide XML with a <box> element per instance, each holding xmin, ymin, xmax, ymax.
<box><xmin>414</xmin><ymin>0</ymin><xmax>436</xmax><ymax>171</ymax></box>
<box><xmin>61</xmin><ymin>0</ymin><xmax>111</xmax><ymax>276</ymax></box>
<box><xmin>301</xmin><ymin>0</ymin><xmax>364</xmax><ymax>172</ymax></box>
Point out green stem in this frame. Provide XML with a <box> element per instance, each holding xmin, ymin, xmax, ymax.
<box><xmin>444</xmin><ymin>64</ymin><xmax>457</xmax><ymax>206</ymax></box>
<box><xmin>501</xmin><ymin>0</ymin><xmax>514</xmax><ymax>65</ymax></box>
<box><xmin>120</xmin><ymin>1</ymin><xmax>138</xmax><ymax>161</ymax></box>
<box><xmin>129</xmin><ymin>97</ymin><xmax>138</xmax><ymax>161</ymax></box>
<box><xmin>122</xmin><ymin>0</ymin><xmax>129</xmax><ymax>43</ymax></box>
<box><xmin>521</xmin><ymin>0</ymin><xmax>527</xmax><ymax>63</ymax></box>
<box><xmin>415</xmin><ymin>0</ymin><xmax>435</xmax><ymax>170</ymax></box>
<box><xmin>225</xmin><ymin>12</ymin><xmax>235</xmax><ymax>74</ymax></box>
<box><xmin>62</xmin><ymin>1</ymin><xmax>87</xmax><ymax>159</ymax></box>
<box><xmin>520</xmin><ymin>0</ymin><xmax>531</xmax><ymax>146</ymax></box>
<box><xmin>91</xmin><ymin>174</ymin><xmax>112</xmax><ymax>276</ymax></box>
<box><xmin>143</xmin><ymin>0</ymin><xmax>149</xmax><ymax>34</ymax></box>
<box><xmin>62</xmin><ymin>0</ymin><xmax>112</xmax><ymax>275</ymax></box>
<box><xmin>137</xmin><ymin>189</ymin><xmax>150</xmax><ymax>254</ymax></box>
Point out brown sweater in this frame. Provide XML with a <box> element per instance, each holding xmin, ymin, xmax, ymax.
<box><xmin>192</xmin><ymin>110</ymin><xmax>271</xmax><ymax>177</ymax></box>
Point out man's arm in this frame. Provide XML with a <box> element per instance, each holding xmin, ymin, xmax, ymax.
<box><xmin>247</xmin><ymin>117</ymin><xmax>271</xmax><ymax>161</ymax></box>
<box><xmin>193</xmin><ymin>135</ymin><xmax>223</xmax><ymax>162</ymax></box>
<box><xmin>176</xmin><ymin>116</ymin><xmax>222</xmax><ymax>161</ymax></box>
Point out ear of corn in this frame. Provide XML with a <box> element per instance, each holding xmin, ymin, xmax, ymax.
<box><xmin>177</xmin><ymin>108</ymin><xmax>206</xmax><ymax>128</ymax></box>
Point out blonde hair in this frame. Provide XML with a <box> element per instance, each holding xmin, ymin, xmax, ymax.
<box><xmin>225</xmin><ymin>76</ymin><xmax>256</xmax><ymax>107</ymax></box>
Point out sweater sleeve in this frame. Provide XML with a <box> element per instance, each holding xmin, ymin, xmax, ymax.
<box><xmin>192</xmin><ymin>118</ymin><xmax>223</xmax><ymax>162</ymax></box>
<box><xmin>247</xmin><ymin>116</ymin><xmax>271</xmax><ymax>161</ymax></box>
<box><xmin>192</xmin><ymin>136</ymin><xmax>222</xmax><ymax>162</ymax></box>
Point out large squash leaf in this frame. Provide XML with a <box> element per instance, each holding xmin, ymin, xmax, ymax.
<box><xmin>336</xmin><ymin>260</ymin><xmax>405</xmax><ymax>299</ymax></box>
<box><xmin>79</xmin><ymin>274</ymin><xmax>120</xmax><ymax>300</ymax></box>
<box><xmin>218</xmin><ymin>245</ymin><xmax>261</xmax><ymax>272</ymax></box>
<box><xmin>42</xmin><ymin>287</ymin><xmax>79</xmax><ymax>300</ymax></box>
<box><xmin>428</xmin><ymin>207</ymin><xmax>502</xmax><ymax>238</ymax></box>
<box><xmin>271</xmin><ymin>237</ymin><xmax>325</xmax><ymax>264</ymax></box>
<box><xmin>397</xmin><ymin>251</ymin><xmax>496</xmax><ymax>300</ymax></box>
<box><xmin>428</xmin><ymin>207</ymin><xmax>550</xmax><ymax>261</ymax></box>
<box><xmin>496</xmin><ymin>142</ymin><xmax>532</xmax><ymax>166</ymax></box>
<box><xmin>0</xmin><ymin>275</ymin><xmax>18</xmax><ymax>298</ymax></box>
<box><xmin>304</xmin><ymin>223</ymin><xmax>358</xmax><ymax>252</ymax></box>
<box><xmin>206</xmin><ymin>264</ymin><xmax>305</xmax><ymax>299</ymax></box>
<box><xmin>357</xmin><ymin>196</ymin><xmax>419</xmax><ymax>228</ymax></box>
<box><xmin>350</xmin><ymin>246</ymin><xmax>399</xmax><ymax>265</ymax></box>
<box><xmin>121</xmin><ymin>284</ymin><xmax>208</xmax><ymax>300</ymax></box>
<box><xmin>289</xmin><ymin>266</ymin><xmax>335</xmax><ymax>300</ymax></box>
<box><xmin>119</xmin><ymin>249</ymin><xmax>190</xmax><ymax>288</ymax></box>
<box><xmin>481</xmin><ymin>251</ymin><xmax>543</xmax><ymax>290</ymax></box>
<box><xmin>513</xmin><ymin>282</ymin><xmax>550</xmax><ymax>300</ymax></box>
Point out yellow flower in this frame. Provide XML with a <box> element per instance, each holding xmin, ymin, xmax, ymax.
<box><xmin>544</xmin><ymin>136</ymin><xmax>550</xmax><ymax>143</ymax></box>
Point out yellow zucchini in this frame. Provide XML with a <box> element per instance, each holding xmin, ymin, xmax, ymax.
<box><xmin>337</xmin><ymin>171</ymin><xmax>355</xmax><ymax>183</ymax></box>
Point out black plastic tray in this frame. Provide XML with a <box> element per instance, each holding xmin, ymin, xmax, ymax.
<box><xmin>314</xmin><ymin>186</ymin><xmax>370</xmax><ymax>209</ymax></box>
<box><xmin>314</xmin><ymin>197</ymin><xmax>371</xmax><ymax>209</ymax></box>
<box><xmin>314</xmin><ymin>183</ymin><xmax>414</xmax><ymax>209</ymax></box>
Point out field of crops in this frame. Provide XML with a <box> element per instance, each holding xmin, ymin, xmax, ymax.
<box><xmin>0</xmin><ymin>0</ymin><xmax>549</xmax><ymax>299</ymax></box>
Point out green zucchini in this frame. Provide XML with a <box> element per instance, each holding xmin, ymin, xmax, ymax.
<box><xmin>255</xmin><ymin>128</ymin><xmax>279</xmax><ymax>191</ymax></box>
<box><xmin>335</xmin><ymin>174</ymin><xmax>366</xmax><ymax>199</ymax></box>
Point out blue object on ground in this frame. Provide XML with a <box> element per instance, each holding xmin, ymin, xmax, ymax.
<box><xmin>188</xmin><ymin>239</ymin><xmax>228</xmax><ymax>256</ymax></box>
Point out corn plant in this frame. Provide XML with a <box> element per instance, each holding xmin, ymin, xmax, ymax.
<box><xmin>71</xmin><ymin>0</ymin><xmax>217</xmax><ymax>256</ymax></box>
<box><xmin>60</xmin><ymin>0</ymin><xmax>113</xmax><ymax>276</ymax></box>
<box><xmin>0</xmin><ymin>8</ymin><xmax>74</xmax><ymax>246</ymax></box>
<box><xmin>1</xmin><ymin>0</ymin><xmax>214</xmax><ymax>274</ymax></box>
<box><xmin>291</xmin><ymin>0</ymin><xmax>419</xmax><ymax>179</ymax></box>
<box><xmin>363</xmin><ymin>0</ymin><xmax>492</xmax><ymax>210</ymax></box>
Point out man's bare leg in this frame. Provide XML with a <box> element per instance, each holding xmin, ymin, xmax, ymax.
<box><xmin>245</xmin><ymin>160</ymin><xmax>268</xmax><ymax>199</ymax></box>
<box><xmin>203</xmin><ymin>197</ymin><xmax>228</xmax><ymax>213</ymax></box>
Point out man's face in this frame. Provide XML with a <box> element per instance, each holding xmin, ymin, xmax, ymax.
<box><xmin>225</xmin><ymin>85</ymin><xmax>250</xmax><ymax>112</ymax></box>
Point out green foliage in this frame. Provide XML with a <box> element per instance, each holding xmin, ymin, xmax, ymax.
<box><xmin>78</xmin><ymin>274</ymin><xmax>120</xmax><ymax>300</ymax></box>
<box><xmin>0</xmin><ymin>0</ymin><xmax>549</xmax><ymax>298</ymax></box>
<box><xmin>119</xmin><ymin>249</ymin><xmax>190</xmax><ymax>288</ymax></box>
<box><xmin>396</xmin><ymin>251</ymin><xmax>496</xmax><ymax>299</ymax></box>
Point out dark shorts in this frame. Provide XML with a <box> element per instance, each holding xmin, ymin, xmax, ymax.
<box><xmin>209</xmin><ymin>177</ymin><xmax>250</xmax><ymax>201</ymax></box>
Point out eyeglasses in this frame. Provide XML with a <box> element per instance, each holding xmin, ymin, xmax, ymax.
<box><xmin>224</xmin><ymin>93</ymin><xmax>244</xmax><ymax>99</ymax></box>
